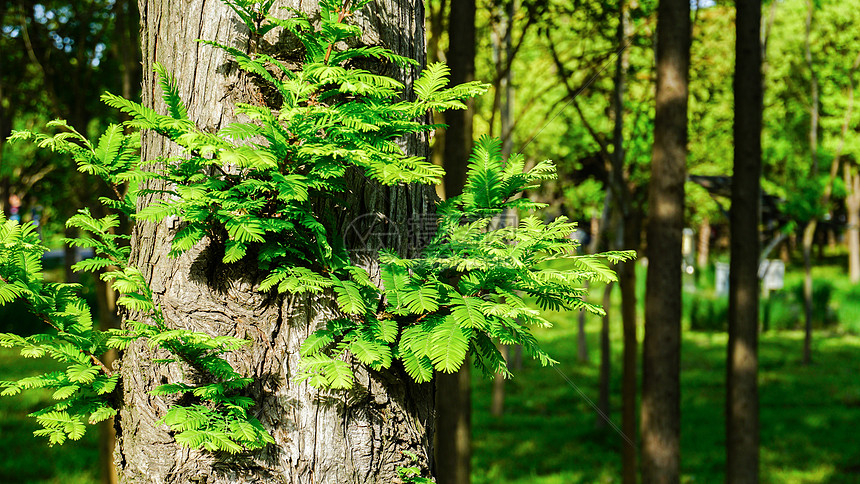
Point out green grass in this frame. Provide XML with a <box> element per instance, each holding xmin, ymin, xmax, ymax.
<box><xmin>0</xmin><ymin>348</ymin><xmax>100</xmax><ymax>484</ymax></box>
<box><xmin>472</xmin><ymin>305</ymin><xmax>860</xmax><ymax>483</ymax></box>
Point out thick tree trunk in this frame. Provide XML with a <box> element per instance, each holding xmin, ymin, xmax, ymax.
<box><xmin>642</xmin><ymin>0</ymin><xmax>689</xmax><ymax>482</ymax></box>
<box><xmin>119</xmin><ymin>2</ymin><xmax>436</xmax><ymax>483</ymax></box>
<box><xmin>726</xmin><ymin>1</ymin><xmax>762</xmax><ymax>481</ymax></box>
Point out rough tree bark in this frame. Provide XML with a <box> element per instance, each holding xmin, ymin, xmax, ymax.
<box><xmin>642</xmin><ymin>0</ymin><xmax>689</xmax><ymax>482</ymax></box>
<box><xmin>118</xmin><ymin>1</ymin><xmax>437</xmax><ymax>482</ymax></box>
<box><xmin>726</xmin><ymin>0</ymin><xmax>762</xmax><ymax>481</ymax></box>
<box><xmin>435</xmin><ymin>1</ymin><xmax>476</xmax><ymax>482</ymax></box>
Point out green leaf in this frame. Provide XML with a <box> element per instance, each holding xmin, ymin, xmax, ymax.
<box><xmin>225</xmin><ymin>217</ymin><xmax>266</xmax><ymax>243</ymax></box>
<box><xmin>170</xmin><ymin>224</ymin><xmax>206</xmax><ymax>255</ymax></box>
<box><xmin>88</xmin><ymin>406</ymin><xmax>117</xmax><ymax>424</ymax></box>
<box><xmin>66</xmin><ymin>364</ymin><xmax>99</xmax><ymax>384</ymax></box>
<box><xmin>154</xmin><ymin>63</ymin><xmax>189</xmax><ymax>120</ymax></box>
<box><xmin>368</xmin><ymin>318</ymin><xmax>398</xmax><ymax>343</ymax></box>
<box><xmin>570</xmin><ymin>256</ymin><xmax>618</xmax><ymax>283</ymax></box>
<box><xmin>229</xmin><ymin>420</ymin><xmax>260</xmax><ymax>442</ymax></box>
<box><xmin>222</xmin><ymin>240</ymin><xmax>248</xmax><ymax>263</ymax></box>
<box><xmin>300</xmin><ymin>330</ymin><xmax>334</xmax><ymax>356</ymax></box>
<box><xmin>324</xmin><ymin>359</ymin><xmax>354</xmax><ymax>389</ymax></box>
<box><xmin>349</xmin><ymin>336</ymin><xmax>391</xmax><ymax>369</ymax></box>
<box><xmin>451</xmin><ymin>295</ymin><xmax>487</xmax><ymax>330</ymax></box>
<box><xmin>401</xmin><ymin>284</ymin><xmax>440</xmax><ymax>314</ymax></box>
<box><xmin>174</xmin><ymin>429</ymin><xmax>207</xmax><ymax>449</ymax></box>
<box><xmin>52</xmin><ymin>385</ymin><xmax>80</xmax><ymax>400</ymax></box>
<box><xmin>400</xmin><ymin>348</ymin><xmax>433</xmax><ymax>383</ymax></box>
<box><xmin>333</xmin><ymin>279</ymin><xmax>367</xmax><ymax>315</ymax></box>
<box><xmin>429</xmin><ymin>316</ymin><xmax>470</xmax><ymax>373</ymax></box>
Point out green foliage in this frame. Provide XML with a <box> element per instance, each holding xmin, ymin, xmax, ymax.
<box><xmin>0</xmin><ymin>205</ymin><xmax>271</xmax><ymax>451</ymax></box>
<box><xmin>1</xmin><ymin>0</ymin><xmax>632</xmax><ymax>461</ymax></box>
<box><xmin>0</xmin><ymin>214</ymin><xmax>118</xmax><ymax>445</ymax></box>
<box><xmin>8</xmin><ymin>120</ymin><xmax>143</xmax><ymax>215</ymax></box>
<box><xmin>298</xmin><ymin>136</ymin><xmax>634</xmax><ymax>386</ymax></box>
<box><xmin>396</xmin><ymin>450</ymin><xmax>434</xmax><ymax>484</ymax></box>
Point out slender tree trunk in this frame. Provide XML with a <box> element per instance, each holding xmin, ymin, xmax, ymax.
<box><xmin>490</xmin><ymin>345</ymin><xmax>508</xmax><ymax>417</ymax></box>
<box><xmin>435</xmin><ymin>1</ymin><xmax>475</xmax><ymax>483</ymax></box>
<box><xmin>120</xmin><ymin>2</ymin><xmax>436</xmax><ymax>483</ymax></box>
<box><xmin>801</xmin><ymin>0</ymin><xmax>819</xmax><ymax>366</ymax></box>
<box><xmin>605</xmin><ymin>4</ymin><xmax>639</xmax><ymax>481</ymax></box>
<box><xmin>620</xmin><ymin>225</ymin><xmax>639</xmax><ymax>484</ymax></box>
<box><xmin>578</xmin><ymin>212</ymin><xmax>602</xmax><ymax>364</ymax></box>
<box><xmin>847</xmin><ymin>167</ymin><xmax>860</xmax><ymax>284</ymax></box>
<box><xmin>440</xmin><ymin>0</ymin><xmax>475</xmax><ymax>199</ymax></box>
<box><xmin>697</xmin><ymin>217</ymin><xmax>710</xmax><ymax>269</ymax></box>
<box><xmin>0</xmin><ymin>76</ymin><xmax>9</xmax><ymax>217</ymax></box>
<box><xmin>834</xmin><ymin>52</ymin><xmax>860</xmax><ymax>282</ymax></box>
<box><xmin>726</xmin><ymin>1</ymin><xmax>762</xmax><ymax>482</ymax></box>
<box><xmin>436</xmin><ymin>363</ymin><xmax>472</xmax><ymax>483</ymax></box>
<box><xmin>597</xmin><ymin>282</ymin><xmax>613</xmax><ymax>429</ymax></box>
<box><xmin>642</xmin><ymin>0</ymin><xmax>689</xmax><ymax>482</ymax></box>
<box><xmin>577</xmin><ymin>281</ymin><xmax>590</xmax><ymax>363</ymax></box>
<box><xmin>499</xmin><ymin>0</ymin><xmax>515</xmax><ymax>157</ymax></box>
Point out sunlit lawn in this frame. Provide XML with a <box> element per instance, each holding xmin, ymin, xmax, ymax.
<box><xmin>472</xmin><ymin>305</ymin><xmax>860</xmax><ymax>483</ymax></box>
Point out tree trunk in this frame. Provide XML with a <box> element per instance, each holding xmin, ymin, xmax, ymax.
<box><xmin>847</xmin><ymin>168</ymin><xmax>860</xmax><ymax>284</ymax></box>
<box><xmin>435</xmin><ymin>1</ymin><xmax>475</xmax><ymax>483</ymax></box>
<box><xmin>726</xmin><ymin>1</ymin><xmax>762</xmax><ymax>481</ymax></box>
<box><xmin>642</xmin><ymin>0</ymin><xmax>689</xmax><ymax>482</ymax></box>
<box><xmin>436</xmin><ymin>363</ymin><xmax>472</xmax><ymax>483</ymax></box>
<box><xmin>119</xmin><ymin>2</ymin><xmax>437</xmax><ymax>483</ymax></box>
<box><xmin>441</xmin><ymin>0</ymin><xmax>475</xmax><ymax>199</ymax></box>
<box><xmin>596</xmin><ymin>282</ymin><xmax>612</xmax><ymax>429</ymax></box>
<box><xmin>697</xmin><ymin>216</ymin><xmax>710</xmax><ymax>269</ymax></box>
<box><xmin>619</xmin><ymin>238</ymin><xmax>639</xmax><ymax>484</ymax></box>
<box><xmin>577</xmin><ymin>281</ymin><xmax>590</xmax><ymax>363</ymax></box>
<box><xmin>490</xmin><ymin>345</ymin><xmax>508</xmax><ymax>417</ymax></box>
<box><xmin>801</xmin><ymin>0</ymin><xmax>819</xmax><ymax>366</ymax></box>
<box><xmin>606</xmin><ymin>3</ymin><xmax>639</xmax><ymax>480</ymax></box>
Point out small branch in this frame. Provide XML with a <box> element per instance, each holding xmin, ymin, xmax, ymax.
<box><xmin>323</xmin><ymin>0</ymin><xmax>352</xmax><ymax>64</ymax></box>
<box><xmin>0</xmin><ymin>274</ymin><xmax>115</xmax><ymax>377</ymax></box>
<box><xmin>35</xmin><ymin>312</ymin><xmax>114</xmax><ymax>377</ymax></box>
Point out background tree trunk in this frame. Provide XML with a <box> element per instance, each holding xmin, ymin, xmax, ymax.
<box><xmin>642</xmin><ymin>0</ymin><xmax>689</xmax><ymax>482</ymax></box>
<box><xmin>435</xmin><ymin>0</ymin><xmax>475</xmax><ymax>483</ymax></box>
<box><xmin>726</xmin><ymin>1</ymin><xmax>762</xmax><ymax>481</ymax></box>
<box><xmin>577</xmin><ymin>282</ymin><xmax>590</xmax><ymax>363</ymax></box>
<box><xmin>697</xmin><ymin>216</ymin><xmax>710</xmax><ymax>269</ymax></box>
<box><xmin>119</xmin><ymin>1</ymin><xmax>437</xmax><ymax>482</ymax></box>
<box><xmin>596</xmin><ymin>282</ymin><xmax>612</xmax><ymax>428</ymax></box>
<box><xmin>847</xmin><ymin>168</ymin><xmax>860</xmax><ymax>283</ymax></box>
<box><xmin>801</xmin><ymin>0</ymin><xmax>819</xmax><ymax>366</ymax></box>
